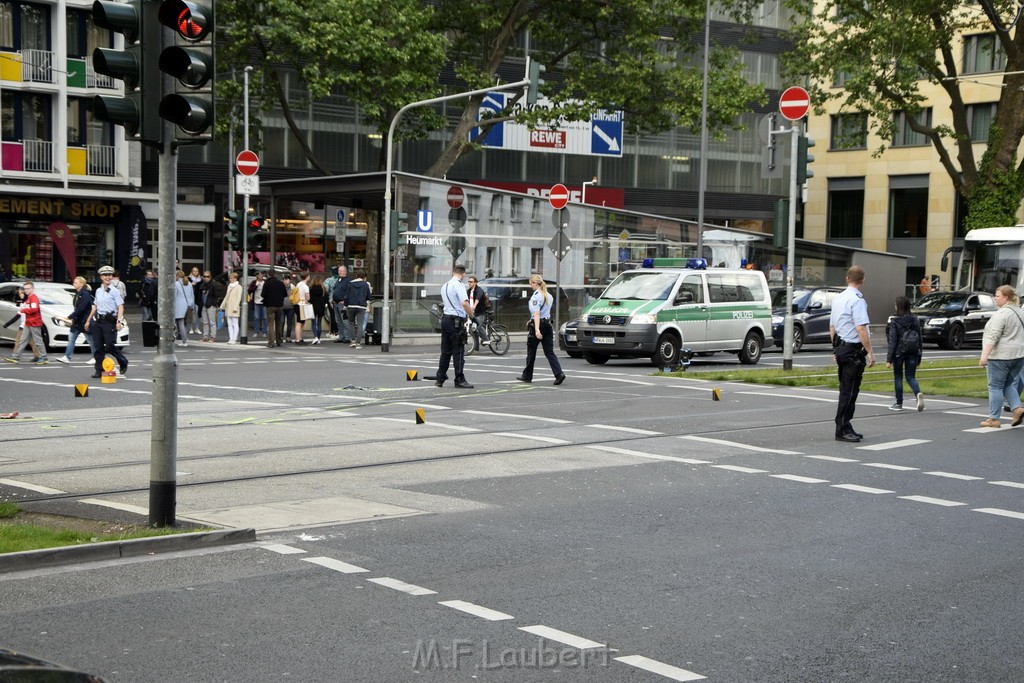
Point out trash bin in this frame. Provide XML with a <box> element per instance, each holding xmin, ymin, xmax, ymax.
<box><xmin>365</xmin><ymin>300</ymin><xmax>385</xmax><ymax>345</ymax></box>
<box><xmin>142</xmin><ymin>320</ymin><xmax>159</xmax><ymax>347</ymax></box>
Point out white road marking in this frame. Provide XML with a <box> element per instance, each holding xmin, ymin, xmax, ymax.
<box><xmin>262</xmin><ymin>544</ymin><xmax>307</xmax><ymax>555</ymax></box>
<box><xmin>369</xmin><ymin>417</ymin><xmax>414</xmax><ymax>425</ymax></box>
<box><xmin>394</xmin><ymin>402</ymin><xmax>451</xmax><ymax>410</ymax></box>
<box><xmin>831</xmin><ymin>484</ymin><xmax>893</xmax><ymax>494</ymax></box>
<box><xmin>862</xmin><ymin>463</ymin><xmax>919</xmax><ymax>471</ymax></box>
<box><xmin>79</xmin><ymin>498</ymin><xmax>148</xmax><ymax>515</ymax></box>
<box><xmin>771</xmin><ymin>474</ymin><xmax>829</xmax><ymax>484</ymax></box>
<box><xmin>963</xmin><ymin>426</ymin><xmax>1005</xmax><ymax>433</ymax></box>
<box><xmin>492</xmin><ymin>432</ymin><xmax>570</xmax><ymax>445</ymax></box>
<box><xmin>806</xmin><ymin>455</ymin><xmax>860</xmax><ymax>463</ymax></box>
<box><xmin>439</xmin><ymin>600</ymin><xmax>514</xmax><ymax>621</ymax></box>
<box><xmin>0</xmin><ymin>478</ymin><xmax>65</xmax><ymax>495</ymax></box>
<box><xmin>946</xmin><ymin>411</ymin><xmax>996</xmax><ymax>419</ymax></box>
<box><xmin>464</xmin><ymin>410</ymin><xmax>571</xmax><ymax>424</ymax></box>
<box><xmin>302</xmin><ymin>557</ymin><xmax>368</xmax><ymax>573</ymax></box>
<box><xmin>679</xmin><ymin>435</ymin><xmax>801</xmax><ymax>455</ymax></box>
<box><xmin>712</xmin><ymin>465</ymin><xmax>768</xmax><ymax>474</ymax></box>
<box><xmin>518</xmin><ymin>625</ymin><xmax>605</xmax><ymax>649</ymax></box>
<box><xmin>990</xmin><ymin>480</ymin><xmax>1024</xmax><ymax>490</ymax></box>
<box><xmin>367</xmin><ymin>577</ymin><xmax>437</xmax><ymax>596</ymax></box>
<box><xmin>737</xmin><ymin>390</ymin><xmax>835</xmax><ymax>403</ymax></box>
<box><xmin>424</xmin><ymin>423</ymin><xmax>481</xmax><ymax>432</ymax></box>
<box><xmin>925</xmin><ymin>471</ymin><xmax>984</xmax><ymax>481</ymax></box>
<box><xmin>899</xmin><ymin>495</ymin><xmax>966</xmax><ymax>507</ymax></box>
<box><xmin>614</xmin><ymin>655</ymin><xmax>706</xmax><ymax>681</ymax></box>
<box><xmin>855</xmin><ymin>439</ymin><xmax>930</xmax><ymax>451</ymax></box>
<box><xmin>588</xmin><ymin>424</ymin><xmax>663</xmax><ymax>436</ymax></box>
<box><xmin>973</xmin><ymin>507</ymin><xmax>1024</xmax><ymax>521</ymax></box>
<box><xmin>589</xmin><ymin>445</ymin><xmax>711</xmax><ymax>465</ymax></box>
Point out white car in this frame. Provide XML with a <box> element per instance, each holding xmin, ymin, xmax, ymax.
<box><xmin>0</xmin><ymin>281</ymin><xmax>130</xmax><ymax>351</ymax></box>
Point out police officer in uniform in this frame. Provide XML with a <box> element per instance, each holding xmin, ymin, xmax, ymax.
<box><xmin>434</xmin><ymin>264</ymin><xmax>474</xmax><ymax>389</ymax></box>
<box><xmin>86</xmin><ymin>265</ymin><xmax>129</xmax><ymax>378</ymax></box>
<box><xmin>829</xmin><ymin>265</ymin><xmax>874</xmax><ymax>442</ymax></box>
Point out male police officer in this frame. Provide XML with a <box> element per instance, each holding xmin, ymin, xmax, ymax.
<box><xmin>434</xmin><ymin>264</ymin><xmax>475</xmax><ymax>389</ymax></box>
<box><xmin>85</xmin><ymin>265</ymin><xmax>129</xmax><ymax>378</ymax></box>
<box><xmin>829</xmin><ymin>265</ymin><xmax>874</xmax><ymax>442</ymax></box>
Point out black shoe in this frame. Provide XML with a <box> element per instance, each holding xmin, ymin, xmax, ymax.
<box><xmin>516</xmin><ymin>376</ymin><xmax>531</xmax><ymax>383</ymax></box>
<box><xmin>454</xmin><ymin>381</ymin><xmax>474</xmax><ymax>389</ymax></box>
<box><xmin>553</xmin><ymin>374</ymin><xmax>566</xmax><ymax>386</ymax></box>
<box><xmin>835</xmin><ymin>433</ymin><xmax>861</xmax><ymax>443</ymax></box>
<box><xmin>849</xmin><ymin>430</ymin><xmax>863</xmax><ymax>439</ymax></box>
<box><xmin>90</xmin><ymin>372</ymin><xmax>101</xmax><ymax>379</ymax></box>
<box><xmin>119</xmin><ymin>366</ymin><xmax>127</xmax><ymax>377</ymax></box>
<box><xmin>276</xmin><ymin>343</ymin><xmax>282</xmax><ymax>347</ymax></box>
<box><xmin>434</xmin><ymin>381</ymin><xmax>444</xmax><ymax>387</ymax></box>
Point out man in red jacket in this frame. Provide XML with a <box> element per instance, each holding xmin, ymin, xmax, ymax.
<box><xmin>4</xmin><ymin>281</ymin><xmax>48</xmax><ymax>364</ymax></box>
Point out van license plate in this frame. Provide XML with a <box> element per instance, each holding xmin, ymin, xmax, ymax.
<box><xmin>593</xmin><ymin>336</ymin><xmax>614</xmax><ymax>345</ymax></box>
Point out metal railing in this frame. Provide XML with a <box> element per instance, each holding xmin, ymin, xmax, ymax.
<box><xmin>22</xmin><ymin>139</ymin><xmax>53</xmax><ymax>172</ymax></box>
<box><xmin>85</xmin><ymin>62</ymin><xmax>115</xmax><ymax>89</ymax></box>
<box><xmin>21</xmin><ymin>49</ymin><xmax>53</xmax><ymax>83</ymax></box>
<box><xmin>87</xmin><ymin>144</ymin><xmax>116</xmax><ymax>176</ymax></box>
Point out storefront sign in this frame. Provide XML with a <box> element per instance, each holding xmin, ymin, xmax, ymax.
<box><xmin>0</xmin><ymin>198</ymin><xmax>122</xmax><ymax>220</ymax></box>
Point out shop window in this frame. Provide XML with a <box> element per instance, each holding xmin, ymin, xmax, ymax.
<box><xmin>893</xmin><ymin>109</ymin><xmax>931</xmax><ymax>147</ymax></box>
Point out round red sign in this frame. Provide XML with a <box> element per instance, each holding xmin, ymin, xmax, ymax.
<box><xmin>235</xmin><ymin>150</ymin><xmax>259</xmax><ymax>177</ymax></box>
<box><xmin>446</xmin><ymin>186</ymin><xmax>465</xmax><ymax>209</ymax></box>
<box><xmin>779</xmin><ymin>86</ymin><xmax>810</xmax><ymax>122</ymax></box>
<box><xmin>549</xmin><ymin>183</ymin><xmax>569</xmax><ymax>210</ymax></box>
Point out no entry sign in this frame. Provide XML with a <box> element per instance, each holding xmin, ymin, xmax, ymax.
<box><xmin>548</xmin><ymin>183</ymin><xmax>569</xmax><ymax>210</ymax></box>
<box><xmin>446</xmin><ymin>186</ymin><xmax>465</xmax><ymax>209</ymax></box>
<box><xmin>235</xmin><ymin>150</ymin><xmax>259</xmax><ymax>176</ymax></box>
<box><xmin>779</xmin><ymin>86</ymin><xmax>810</xmax><ymax>121</ymax></box>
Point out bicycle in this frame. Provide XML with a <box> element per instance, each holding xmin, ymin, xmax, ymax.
<box><xmin>464</xmin><ymin>316</ymin><xmax>510</xmax><ymax>356</ymax></box>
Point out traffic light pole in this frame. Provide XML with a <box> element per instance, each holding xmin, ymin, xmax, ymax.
<box><xmin>381</xmin><ymin>78</ymin><xmax>529</xmax><ymax>352</ymax></box>
<box><xmin>782</xmin><ymin>121</ymin><xmax>801</xmax><ymax>371</ymax></box>
<box><xmin>239</xmin><ymin>66</ymin><xmax>252</xmax><ymax>344</ymax></box>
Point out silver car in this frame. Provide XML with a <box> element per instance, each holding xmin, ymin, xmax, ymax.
<box><xmin>0</xmin><ymin>282</ymin><xmax>130</xmax><ymax>351</ymax></box>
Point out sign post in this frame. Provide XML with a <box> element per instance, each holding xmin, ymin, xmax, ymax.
<box><xmin>548</xmin><ymin>184</ymin><xmax>572</xmax><ymax>333</ymax></box>
<box><xmin>776</xmin><ymin>86</ymin><xmax>810</xmax><ymax>370</ymax></box>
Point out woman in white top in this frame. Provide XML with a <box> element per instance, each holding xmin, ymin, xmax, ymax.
<box><xmin>978</xmin><ymin>285</ymin><xmax>1024</xmax><ymax>427</ymax></box>
<box><xmin>220</xmin><ymin>272</ymin><xmax>244</xmax><ymax>344</ymax></box>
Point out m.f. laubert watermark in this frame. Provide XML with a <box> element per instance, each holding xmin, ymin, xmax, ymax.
<box><xmin>411</xmin><ymin>637</ymin><xmax>612</xmax><ymax>671</ymax></box>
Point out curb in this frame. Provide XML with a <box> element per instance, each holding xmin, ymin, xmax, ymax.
<box><xmin>0</xmin><ymin>527</ymin><xmax>256</xmax><ymax>574</ymax></box>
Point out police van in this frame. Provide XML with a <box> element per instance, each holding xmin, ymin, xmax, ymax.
<box><xmin>576</xmin><ymin>258</ymin><xmax>773</xmax><ymax>366</ymax></box>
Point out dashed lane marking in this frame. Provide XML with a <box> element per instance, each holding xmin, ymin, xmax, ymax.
<box><xmin>831</xmin><ymin>484</ymin><xmax>893</xmax><ymax>495</ymax></box>
<box><xmin>587</xmin><ymin>424</ymin><xmax>663</xmax><ymax>436</ymax></box>
<box><xmin>394</xmin><ymin>402</ymin><xmax>451</xmax><ymax>410</ymax></box>
<box><xmin>990</xmin><ymin>481</ymin><xmax>1024</xmax><ymax>490</ymax></box>
<box><xmin>589</xmin><ymin>445</ymin><xmax>710</xmax><ymax>465</ymax></box>
<box><xmin>899</xmin><ymin>495</ymin><xmax>966</xmax><ymax>507</ymax></box>
<box><xmin>973</xmin><ymin>508</ymin><xmax>1024</xmax><ymax>521</ymax></box>
<box><xmin>737</xmin><ymin>390</ymin><xmax>835</xmax><ymax>403</ymax></box>
<box><xmin>770</xmin><ymin>474</ymin><xmax>829</xmax><ymax>484</ymax></box>
<box><xmin>367</xmin><ymin>577</ymin><xmax>437</xmax><ymax>596</ymax></box>
<box><xmin>302</xmin><ymin>557</ymin><xmax>369</xmax><ymax>573</ymax></box>
<box><xmin>518</xmin><ymin>625</ymin><xmax>605</xmax><ymax>649</ymax></box>
<box><xmin>614</xmin><ymin>655</ymin><xmax>706</xmax><ymax>682</ymax></box>
<box><xmin>856</xmin><ymin>438</ymin><xmax>930</xmax><ymax>451</ymax></box>
<box><xmin>925</xmin><ymin>471</ymin><xmax>984</xmax><ymax>481</ymax></box>
<box><xmin>963</xmin><ymin>425</ymin><xmax>1009</xmax><ymax>433</ymax></box>
<box><xmin>712</xmin><ymin>465</ymin><xmax>768</xmax><ymax>474</ymax></box>
<box><xmin>262</xmin><ymin>544</ymin><xmax>307</xmax><ymax>555</ymax></box>
<box><xmin>79</xmin><ymin>498</ymin><xmax>148</xmax><ymax>515</ymax></box>
<box><xmin>806</xmin><ymin>455</ymin><xmax>860</xmax><ymax>463</ymax></box>
<box><xmin>438</xmin><ymin>600</ymin><xmax>514</xmax><ymax>621</ymax></box>
<box><xmin>0</xmin><ymin>478</ymin><xmax>66</xmax><ymax>495</ymax></box>
<box><xmin>465</xmin><ymin>410</ymin><xmax>572</xmax><ymax>424</ymax></box>
<box><xmin>492</xmin><ymin>432</ymin><xmax>570</xmax><ymax>445</ymax></box>
<box><xmin>680</xmin><ymin>435</ymin><xmax>802</xmax><ymax>455</ymax></box>
<box><xmin>862</xmin><ymin>463</ymin><xmax>918</xmax><ymax>471</ymax></box>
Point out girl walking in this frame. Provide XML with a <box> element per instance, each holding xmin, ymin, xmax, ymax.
<box><xmin>885</xmin><ymin>296</ymin><xmax>924</xmax><ymax>411</ymax></box>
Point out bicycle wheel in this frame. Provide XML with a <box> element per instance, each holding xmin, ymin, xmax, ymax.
<box><xmin>488</xmin><ymin>325</ymin><xmax>511</xmax><ymax>355</ymax></box>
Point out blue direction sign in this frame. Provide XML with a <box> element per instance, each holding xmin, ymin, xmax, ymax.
<box><xmin>470</xmin><ymin>93</ymin><xmax>506</xmax><ymax>147</ymax></box>
<box><xmin>591</xmin><ymin>111</ymin><xmax>623</xmax><ymax>156</ymax></box>
<box><xmin>416</xmin><ymin>210</ymin><xmax>433</xmax><ymax>232</ymax></box>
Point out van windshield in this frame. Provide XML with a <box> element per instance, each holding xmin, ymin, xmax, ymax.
<box><xmin>600</xmin><ymin>272</ymin><xmax>679</xmax><ymax>301</ymax></box>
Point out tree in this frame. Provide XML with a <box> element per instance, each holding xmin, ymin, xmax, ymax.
<box><xmin>784</xmin><ymin>0</ymin><xmax>1024</xmax><ymax>229</ymax></box>
<box><xmin>219</xmin><ymin>0</ymin><xmax>767</xmax><ymax>178</ymax></box>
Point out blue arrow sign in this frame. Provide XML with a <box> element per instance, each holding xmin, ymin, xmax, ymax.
<box><xmin>470</xmin><ymin>93</ymin><xmax>506</xmax><ymax>147</ymax></box>
<box><xmin>591</xmin><ymin>110</ymin><xmax>623</xmax><ymax>157</ymax></box>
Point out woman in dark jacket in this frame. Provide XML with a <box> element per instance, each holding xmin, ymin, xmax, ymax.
<box><xmin>885</xmin><ymin>295</ymin><xmax>924</xmax><ymax>411</ymax></box>
<box><xmin>308</xmin><ymin>274</ymin><xmax>328</xmax><ymax>344</ymax></box>
<box><xmin>57</xmin><ymin>276</ymin><xmax>97</xmax><ymax>363</ymax></box>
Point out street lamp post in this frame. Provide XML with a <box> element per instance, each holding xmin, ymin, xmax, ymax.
<box><xmin>582</xmin><ymin>176</ymin><xmax>598</xmax><ymax>204</ymax></box>
<box><xmin>696</xmin><ymin>0</ymin><xmax>711</xmax><ymax>260</ymax></box>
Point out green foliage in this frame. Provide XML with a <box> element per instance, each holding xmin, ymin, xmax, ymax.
<box><xmin>0</xmin><ymin>522</ymin><xmax>186</xmax><ymax>554</ymax></box>
<box><xmin>966</xmin><ymin>126</ymin><xmax>1024</xmax><ymax>230</ymax></box>
<box><xmin>0</xmin><ymin>502</ymin><xmax>19</xmax><ymax>519</ymax></box>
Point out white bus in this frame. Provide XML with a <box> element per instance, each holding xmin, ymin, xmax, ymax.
<box><xmin>945</xmin><ymin>226</ymin><xmax>1024</xmax><ymax>293</ymax></box>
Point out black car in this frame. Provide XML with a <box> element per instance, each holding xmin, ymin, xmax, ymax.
<box><xmin>913</xmin><ymin>290</ymin><xmax>997</xmax><ymax>349</ymax></box>
<box><xmin>0</xmin><ymin>646</ymin><xmax>106</xmax><ymax>681</ymax></box>
<box><xmin>477</xmin><ymin>277</ymin><xmax>571</xmax><ymax>329</ymax></box>
<box><xmin>770</xmin><ymin>286</ymin><xmax>844</xmax><ymax>352</ymax></box>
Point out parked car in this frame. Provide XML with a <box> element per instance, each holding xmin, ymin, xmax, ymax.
<box><xmin>770</xmin><ymin>286</ymin><xmax>844</xmax><ymax>352</ymax></box>
<box><xmin>478</xmin><ymin>277</ymin><xmax>571</xmax><ymax>329</ymax></box>
<box><xmin>0</xmin><ymin>646</ymin><xmax>106</xmax><ymax>681</ymax></box>
<box><xmin>558</xmin><ymin>319</ymin><xmax>582</xmax><ymax>358</ymax></box>
<box><xmin>0</xmin><ymin>282</ymin><xmax>130</xmax><ymax>351</ymax></box>
<box><xmin>913</xmin><ymin>290</ymin><xmax>997</xmax><ymax>349</ymax></box>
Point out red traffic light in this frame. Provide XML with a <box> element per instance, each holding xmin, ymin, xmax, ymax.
<box><xmin>158</xmin><ymin>0</ymin><xmax>211</xmax><ymax>41</ymax></box>
<box><xmin>248</xmin><ymin>216</ymin><xmax>265</xmax><ymax>230</ymax></box>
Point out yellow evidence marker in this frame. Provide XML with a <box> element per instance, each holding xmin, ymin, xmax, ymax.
<box><xmin>74</xmin><ymin>384</ymin><xmax>89</xmax><ymax>397</ymax></box>
<box><xmin>406</xmin><ymin>370</ymin><xmax>419</xmax><ymax>381</ymax></box>
<box><xmin>415</xmin><ymin>408</ymin><xmax>426</xmax><ymax>424</ymax></box>
<box><xmin>712</xmin><ymin>388</ymin><xmax>721</xmax><ymax>401</ymax></box>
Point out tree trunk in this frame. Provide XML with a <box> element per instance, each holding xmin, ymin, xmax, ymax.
<box><xmin>268</xmin><ymin>68</ymin><xmax>333</xmax><ymax>177</ymax></box>
<box><xmin>425</xmin><ymin>95</ymin><xmax>485</xmax><ymax>178</ymax></box>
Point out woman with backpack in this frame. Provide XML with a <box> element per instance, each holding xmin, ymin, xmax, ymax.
<box><xmin>885</xmin><ymin>295</ymin><xmax>924</xmax><ymax>411</ymax></box>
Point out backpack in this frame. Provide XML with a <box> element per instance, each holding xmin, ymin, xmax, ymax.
<box><xmin>896</xmin><ymin>326</ymin><xmax>921</xmax><ymax>357</ymax></box>
<box><xmin>288</xmin><ymin>286</ymin><xmax>300</xmax><ymax>305</ymax></box>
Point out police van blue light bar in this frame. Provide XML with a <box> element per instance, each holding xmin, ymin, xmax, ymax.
<box><xmin>642</xmin><ymin>258</ymin><xmax>708</xmax><ymax>269</ymax></box>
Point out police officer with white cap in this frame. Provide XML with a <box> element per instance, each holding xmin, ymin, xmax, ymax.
<box><xmin>85</xmin><ymin>265</ymin><xmax>129</xmax><ymax>378</ymax></box>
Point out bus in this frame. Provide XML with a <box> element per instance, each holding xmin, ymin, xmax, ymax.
<box><xmin>944</xmin><ymin>226</ymin><xmax>1024</xmax><ymax>293</ymax></box>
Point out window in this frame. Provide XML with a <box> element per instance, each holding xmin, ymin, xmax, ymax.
<box><xmin>827</xmin><ymin>179</ymin><xmax>865</xmax><ymax>239</ymax></box>
<box><xmin>510</xmin><ymin>197</ymin><xmax>523</xmax><ymax>223</ymax></box>
<box><xmin>740</xmin><ymin>52</ymin><xmax>780</xmax><ymax>89</ymax></box>
<box><xmin>954</xmin><ymin>193</ymin><xmax>970</xmax><ymax>238</ymax></box>
<box><xmin>967</xmin><ymin>103</ymin><xmax>997</xmax><ymax>142</ymax></box>
<box><xmin>0</xmin><ymin>3</ymin><xmax>13</xmax><ymax>48</ymax></box>
<box><xmin>707</xmin><ymin>273</ymin><xmax>763</xmax><ymax>303</ymax></box>
<box><xmin>893</xmin><ymin>109</ymin><xmax>931</xmax><ymax>147</ymax></box>
<box><xmin>889</xmin><ymin>176</ymin><xmax>929</xmax><ymax>238</ymax></box>
<box><xmin>465</xmin><ymin>194</ymin><xmax>480</xmax><ymax>219</ymax></box>
<box><xmin>679</xmin><ymin>274</ymin><xmax>704</xmax><ymax>304</ymax></box>
<box><xmin>66</xmin><ymin>10</ymin><xmax>111</xmax><ymax>59</ymax></box>
<box><xmin>530</xmin><ymin>248</ymin><xmax>542</xmax><ymax>274</ymax></box>
<box><xmin>2</xmin><ymin>92</ymin><xmax>51</xmax><ymax>141</ymax></box>
<box><xmin>832</xmin><ymin>70</ymin><xmax>852</xmax><ymax>88</ymax></box>
<box><xmin>964</xmin><ymin>33</ymin><xmax>1006</xmax><ymax>74</ymax></box>
<box><xmin>830</xmin><ymin>113</ymin><xmax>867</xmax><ymax>150</ymax></box>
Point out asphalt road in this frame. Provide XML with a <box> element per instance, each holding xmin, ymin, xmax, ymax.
<box><xmin>1</xmin><ymin>337</ymin><xmax>1020</xmax><ymax>681</ymax></box>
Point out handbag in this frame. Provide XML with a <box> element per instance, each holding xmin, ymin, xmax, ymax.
<box><xmin>300</xmin><ymin>302</ymin><xmax>314</xmax><ymax>320</ymax></box>
<box><xmin>184</xmin><ymin>307</ymin><xmax>195</xmax><ymax>325</ymax></box>
<box><xmin>217</xmin><ymin>310</ymin><xmax>226</xmax><ymax>329</ymax></box>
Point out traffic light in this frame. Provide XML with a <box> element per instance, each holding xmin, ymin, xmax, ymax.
<box><xmin>527</xmin><ymin>59</ymin><xmax>546</xmax><ymax>106</ymax></box>
<box><xmin>390</xmin><ymin>211</ymin><xmax>408</xmax><ymax>251</ymax></box>
<box><xmin>797</xmin><ymin>134</ymin><xmax>815</xmax><ymax>184</ymax></box>
<box><xmin>247</xmin><ymin>215</ymin><xmax>267</xmax><ymax>250</ymax></box>
<box><xmin>224</xmin><ymin>210</ymin><xmax>242</xmax><ymax>247</ymax></box>
<box><xmin>158</xmin><ymin>0</ymin><xmax>215</xmax><ymax>141</ymax></box>
<box><xmin>773</xmin><ymin>198</ymin><xmax>790</xmax><ymax>249</ymax></box>
<box><xmin>91</xmin><ymin>0</ymin><xmax>161</xmax><ymax>144</ymax></box>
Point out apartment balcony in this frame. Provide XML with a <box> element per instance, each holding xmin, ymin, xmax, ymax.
<box><xmin>1</xmin><ymin>139</ymin><xmax>54</xmax><ymax>173</ymax></box>
<box><xmin>0</xmin><ymin>49</ymin><xmax>56</xmax><ymax>84</ymax></box>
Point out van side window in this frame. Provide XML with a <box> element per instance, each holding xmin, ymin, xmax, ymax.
<box><xmin>679</xmin><ymin>275</ymin><xmax>704</xmax><ymax>303</ymax></box>
<box><xmin>707</xmin><ymin>273</ymin><xmax>762</xmax><ymax>303</ymax></box>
